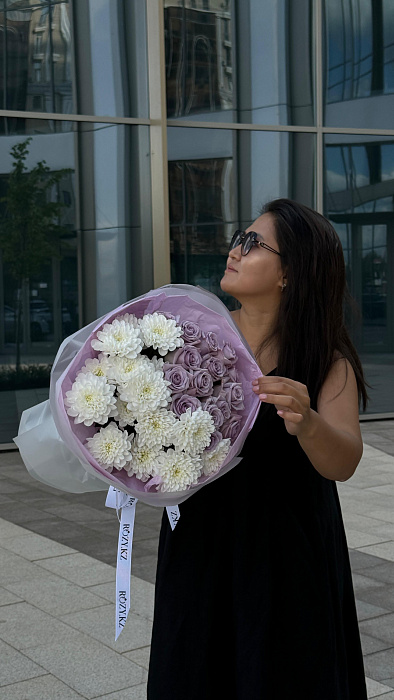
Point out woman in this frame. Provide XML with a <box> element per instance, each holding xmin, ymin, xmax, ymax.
<box><xmin>147</xmin><ymin>198</ymin><xmax>369</xmax><ymax>699</ymax></box>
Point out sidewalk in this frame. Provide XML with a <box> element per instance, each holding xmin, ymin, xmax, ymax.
<box><xmin>0</xmin><ymin>423</ymin><xmax>394</xmax><ymax>698</ymax></box>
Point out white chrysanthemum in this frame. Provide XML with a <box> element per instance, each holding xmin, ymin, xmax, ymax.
<box><xmin>64</xmin><ymin>372</ymin><xmax>118</xmax><ymax>426</ymax></box>
<box><xmin>91</xmin><ymin>317</ymin><xmax>143</xmax><ymax>359</ymax></box>
<box><xmin>119</xmin><ymin>364</ymin><xmax>171</xmax><ymax>417</ymax></box>
<box><xmin>152</xmin><ymin>448</ymin><xmax>202</xmax><ymax>492</ymax></box>
<box><xmin>134</xmin><ymin>409</ymin><xmax>177</xmax><ymax>448</ymax></box>
<box><xmin>85</xmin><ymin>421</ymin><xmax>133</xmax><ymax>472</ymax></box>
<box><xmin>170</xmin><ymin>407</ymin><xmax>215</xmax><ymax>456</ymax></box>
<box><xmin>76</xmin><ymin>354</ymin><xmax>116</xmax><ymax>384</ymax></box>
<box><xmin>150</xmin><ymin>355</ymin><xmax>165</xmax><ymax>372</ymax></box>
<box><xmin>201</xmin><ymin>438</ymin><xmax>231</xmax><ymax>477</ymax></box>
<box><xmin>115</xmin><ymin>312</ymin><xmax>140</xmax><ymax>328</ymax></box>
<box><xmin>139</xmin><ymin>312</ymin><xmax>184</xmax><ymax>356</ymax></box>
<box><xmin>108</xmin><ymin>354</ymin><xmax>151</xmax><ymax>386</ymax></box>
<box><xmin>115</xmin><ymin>396</ymin><xmax>136</xmax><ymax>427</ymax></box>
<box><xmin>125</xmin><ymin>439</ymin><xmax>162</xmax><ymax>482</ymax></box>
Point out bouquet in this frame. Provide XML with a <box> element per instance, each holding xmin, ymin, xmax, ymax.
<box><xmin>14</xmin><ymin>284</ymin><xmax>262</xmax><ymax>637</ymax></box>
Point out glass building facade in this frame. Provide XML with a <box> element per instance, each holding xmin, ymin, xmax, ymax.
<box><xmin>0</xmin><ymin>0</ymin><xmax>393</xmax><ymax>444</ymax></box>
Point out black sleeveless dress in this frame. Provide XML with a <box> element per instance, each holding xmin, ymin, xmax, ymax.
<box><xmin>147</xmin><ymin>368</ymin><xmax>368</xmax><ymax>699</ymax></box>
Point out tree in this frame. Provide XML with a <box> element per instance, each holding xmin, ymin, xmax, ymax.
<box><xmin>0</xmin><ymin>137</ymin><xmax>73</xmax><ymax>376</ymax></box>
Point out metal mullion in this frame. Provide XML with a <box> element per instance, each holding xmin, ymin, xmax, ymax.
<box><xmin>315</xmin><ymin>0</ymin><xmax>324</xmax><ymax>213</ymax></box>
<box><xmin>0</xmin><ymin>109</ymin><xmax>150</xmax><ymax>125</ymax></box>
<box><xmin>147</xmin><ymin>0</ymin><xmax>171</xmax><ymax>287</ymax></box>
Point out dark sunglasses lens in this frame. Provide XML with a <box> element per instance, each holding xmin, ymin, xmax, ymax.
<box><xmin>230</xmin><ymin>231</ymin><xmax>242</xmax><ymax>250</ymax></box>
<box><xmin>242</xmin><ymin>232</ymin><xmax>253</xmax><ymax>254</ymax></box>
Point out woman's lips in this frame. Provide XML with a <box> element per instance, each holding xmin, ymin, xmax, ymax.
<box><xmin>226</xmin><ymin>266</ymin><xmax>237</xmax><ymax>272</ymax></box>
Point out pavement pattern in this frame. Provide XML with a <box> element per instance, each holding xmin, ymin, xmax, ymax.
<box><xmin>0</xmin><ymin>420</ymin><xmax>393</xmax><ymax>698</ymax></box>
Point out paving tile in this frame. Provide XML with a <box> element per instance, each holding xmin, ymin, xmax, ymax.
<box><xmin>363</xmin><ymin>646</ymin><xmax>394</xmax><ymax>683</ymax></box>
<box><xmin>359</xmin><ymin>613</ymin><xmax>394</xmax><ymax>646</ymax></box>
<box><xmin>17</xmin><ymin>519</ymin><xmax>97</xmax><ymax>544</ymax></box>
<box><xmin>123</xmin><ymin>645</ymin><xmax>151</xmax><ymax>670</ymax></box>
<box><xmin>129</xmin><ymin>555</ymin><xmax>158</xmax><ymax>586</ymax></box>
<box><xmin>0</xmin><ymin>674</ymin><xmax>85</xmax><ymax>699</ymax></box>
<box><xmin>0</xmin><ymin>587</ymin><xmax>22</xmax><ymax>606</ymax></box>
<box><xmin>357</xmin><ymin>562</ymin><xmax>394</xmax><ymax>586</ymax></box>
<box><xmin>355</xmin><ymin>598</ymin><xmax>390</xmax><ymax>621</ymax></box>
<box><xmin>0</xmin><ymin>504</ymin><xmax>54</xmax><ymax>524</ymax></box>
<box><xmin>357</xmin><ymin>541</ymin><xmax>394</xmax><ymax>563</ymax></box>
<box><xmin>352</xmin><ymin>572</ymin><xmax>387</xmax><ymax>593</ymax></box>
<box><xmin>91</xmin><ymin>683</ymin><xmax>148</xmax><ymax>699</ymax></box>
<box><xmin>0</xmin><ymin>639</ymin><xmax>46</xmax><ymax>687</ymax></box>
<box><xmin>44</xmin><ymin>504</ymin><xmax>114</xmax><ymax>524</ymax></box>
<box><xmin>36</xmin><ymin>553</ymin><xmax>115</xmax><ymax>587</ymax></box>
<box><xmin>346</xmin><ymin>529</ymin><xmax>393</xmax><ymax>549</ymax></box>
<box><xmin>360</xmin><ymin>633</ymin><xmax>393</xmax><ymax>655</ymax></box>
<box><xmin>0</xmin><ymin>602</ymin><xmax>87</xmax><ymax>650</ymax></box>
<box><xmin>0</xmin><ymin>533</ymin><xmax>75</xmax><ymax>561</ymax></box>
<box><xmin>3</xmin><ymin>572</ymin><xmax>109</xmax><ymax>616</ymax></box>
<box><xmin>60</xmin><ymin>605</ymin><xmax>153</xmax><ymax>654</ymax></box>
<box><xmin>23</xmin><ymin>635</ymin><xmax>145</xmax><ymax>699</ymax></box>
<box><xmin>365</xmin><ymin>676</ymin><xmax>394</xmax><ymax>698</ymax></box>
<box><xmin>0</xmin><ymin>549</ymin><xmax>53</xmax><ymax>586</ymax></box>
<box><xmin>349</xmin><ymin>550</ymin><xmax>388</xmax><ymax>571</ymax></box>
<box><xmin>0</xmin><ymin>519</ymin><xmax>30</xmax><ymax>540</ymax></box>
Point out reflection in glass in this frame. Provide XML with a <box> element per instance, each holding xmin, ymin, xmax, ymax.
<box><xmin>164</xmin><ymin>0</ymin><xmax>233</xmax><ymax>117</ymax></box>
<box><xmin>165</xmin><ymin>0</ymin><xmax>315</xmax><ymax>126</ymax></box>
<box><xmin>324</xmin><ymin>134</ymin><xmax>394</xmax><ymax>413</ymax></box>
<box><xmin>323</xmin><ymin>0</ymin><xmax>394</xmax><ymax>128</ymax></box>
<box><xmin>0</xmin><ymin>2</ymin><xmax>73</xmax><ymax>116</ymax></box>
<box><xmin>168</xmin><ymin>127</ymin><xmax>315</xmax><ymax>308</ymax></box>
<box><xmin>0</xmin><ymin>0</ymin><xmax>149</xmax><ymax>119</ymax></box>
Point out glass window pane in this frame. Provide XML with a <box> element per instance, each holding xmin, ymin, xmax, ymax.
<box><xmin>0</xmin><ymin>117</ymin><xmax>151</xmax><ymax>443</ymax></box>
<box><xmin>168</xmin><ymin>126</ymin><xmax>315</xmax><ymax>307</ymax></box>
<box><xmin>324</xmin><ymin>0</ymin><xmax>394</xmax><ymax>129</ymax></box>
<box><xmin>165</xmin><ymin>0</ymin><xmax>315</xmax><ymax>126</ymax></box>
<box><xmin>0</xmin><ymin>0</ymin><xmax>149</xmax><ymax>118</ymax></box>
<box><xmin>324</xmin><ymin>133</ymin><xmax>394</xmax><ymax>414</ymax></box>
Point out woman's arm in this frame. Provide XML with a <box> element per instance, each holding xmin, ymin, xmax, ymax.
<box><xmin>297</xmin><ymin>357</ymin><xmax>363</xmax><ymax>481</ymax></box>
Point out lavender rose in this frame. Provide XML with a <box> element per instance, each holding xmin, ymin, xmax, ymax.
<box><xmin>216</xmin><ymin>398</ymin><xmax>231</xmax><ymax>422</ymax></box>
<box><xmin>226</xmin><ymin>366</ymin><xmax>239</xmax><ymax>382</ymax></box>
<box><xmin>200</xmin><ymin>355</ymin><xmax>226</xmax><ymax>381</ymax></box>
<box><xmin>191</xmin><ymin>369</ymin><xmax>214</xmax><ymax>397</ymax></box>
<box><xmin>198</xmin><ymin>331</ymin><xmax>219</xmax><ymax>355</ymax></box>
<box><xmin>163</xmin><ymin>363</ymin><xmax>192</xmax><ymax>393</ymax></box>
<box><xmin>221</xmin><ymin>414</ymin><xmax>243</xmax><ymax>442</ymax></box>
<box><xmin>166</xmin><ymin>344</ymin><xmax>202</xmax><ymax>370</ymax></box>
<box><xmin>222</xmin><ymin>341</ymin><xmax>238</xmax><ymax>366</ymax></box>
<box><xmin>181</xmin><ymin>321</ymin><xmax>202</xmax><ymax>345</ymax></box>
<box><xmin>171</xmin><ymin>394</ymin><xmax>202</xmax><ymax>418</ymax></box>
<box><xmin>200</xmin><ymin>396</ymin><xmax>224</xmax><ymax>429</ymax></box>
<box><xmin>222</xmin><ymin>381</ymin><xmax>245</xmax><ymax>411</ymax></box>
<box><xmin>204</xmin><ymin>430</ymin><xmax>223</xmax><ymax>453</ymax></box>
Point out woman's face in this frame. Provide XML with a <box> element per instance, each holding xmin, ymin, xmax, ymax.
<box><xmin>220</xmin><ymin>212</ymin><xmax>285</xmax><ymax>305</ymax></box>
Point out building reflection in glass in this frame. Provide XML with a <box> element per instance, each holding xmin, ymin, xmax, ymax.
<box><xmin>324</xmin><ymin>133</ymin><xmax>394</xmax><ymax>413</ymax></box>
<box><xmin>324</xmin><ymin>0</ymin><xmax>394</xmax><ymax>129</ymax></box>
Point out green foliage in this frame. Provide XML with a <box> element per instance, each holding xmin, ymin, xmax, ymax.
<box><xmin>0</xmin><ymin>136</ymin><xmax>73</xmax><ymax>281</ymax></box>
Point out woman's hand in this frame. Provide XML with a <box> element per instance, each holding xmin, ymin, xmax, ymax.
<box><xmin>252</xmin><ymin>376</ymin><xmax>314</xmax><ymax>437</ymax></box>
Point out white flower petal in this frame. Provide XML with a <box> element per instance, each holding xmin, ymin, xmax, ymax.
<box><xmin>139</xmin><ymin>312</ymin><xmax>184</xmax><ymax>356</ymax></box>
<box><xmin>85</xmin><ymin>421</ymin><xmax>133</xmax><ymax>471</ymax></box>
<box><xmin>151</xmin><ymin>448</ymin><xmax>202</xmax><ymax>491</ymax></box>
<box><xmin>170</xmin><ymin>407</ymin><xmax>215</xmax><ymax>456</ymax></box>
<box><xmin>65</xmin><ymin>372</ymin><xmax>118</xmax><ymax>426</ymax></box>
<box><xmin>91</xmin><ymin>318</ymin><xmax>143</xmax><ymax>359</ymax></box>
<box><xmin>202</xmin><ymin>438</ymin><xmax>231</xmax><ymax>476</ymax></box>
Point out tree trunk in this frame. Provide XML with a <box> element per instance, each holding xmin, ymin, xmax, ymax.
<box><xmin>15</xmin><ymin>278</ymin><xmax>23</xmax><ymax>378</ymax></box>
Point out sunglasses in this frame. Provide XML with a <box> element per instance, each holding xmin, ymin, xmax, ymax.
<box><xmin>229</xmin><ymin>230</ymin><xmax>282</xmax><ymax>257</ymax></box>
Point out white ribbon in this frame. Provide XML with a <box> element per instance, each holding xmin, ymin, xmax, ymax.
<box><xmin>105</xmin><ymin>487</ymin><xmax>181</xmax><ymax>639</ymax></box>
<box><xmin>166</xmin><ymin>504</ymin><xmax>181</xmax><ymax>530</ymax></box>
<box><xmin>105</xmin><ymin>487</ymin><xmax>137</xmax><ymax>640</ymax></box>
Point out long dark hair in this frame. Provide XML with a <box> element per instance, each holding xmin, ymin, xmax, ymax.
<box><xmin>254</xmin><ymin>198</ymin><xmax>370</xmax><ymax>411</ymax></box>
